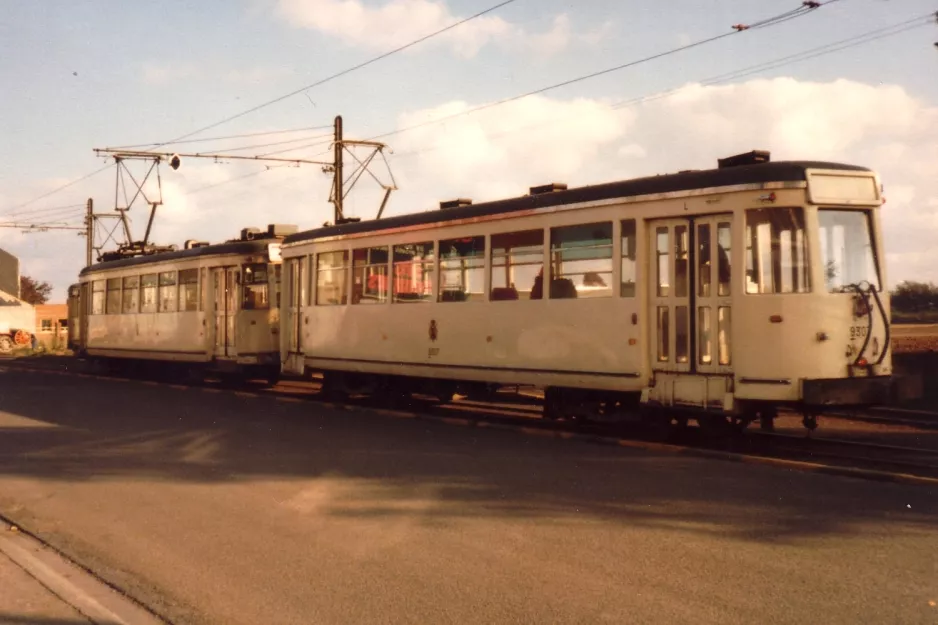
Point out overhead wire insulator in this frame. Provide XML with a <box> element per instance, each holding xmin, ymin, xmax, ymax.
<box><xmin>732</xmin><ymin>24</ymin><xmax>750</xmax><ymax>31</ymax></box>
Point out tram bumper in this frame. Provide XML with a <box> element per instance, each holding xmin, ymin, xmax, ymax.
<box><xmin>802</xmin><ymin>376</ymin><xmax>893</xmax><ymax>408</ymax></box>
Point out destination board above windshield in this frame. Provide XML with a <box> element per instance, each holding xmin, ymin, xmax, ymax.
<box><xmin>806</xmin><ymin>170</ymin><xmax>881</xmax><ymax>206</ymax></box>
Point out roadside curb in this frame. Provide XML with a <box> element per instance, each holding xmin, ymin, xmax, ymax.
<box><xmin>7</xmin><ymin>362</ymin><xmax>938</xmax><ymax>488</ymax></box>
<box><xmin>0</xmin><ymin>516</ymin><xmax>167</xmax><ymax>625</ymax></box>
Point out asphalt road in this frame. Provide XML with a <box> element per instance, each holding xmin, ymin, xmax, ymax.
<box><xmin>0</xmin><ymin>368</ymin><xmax>936</xmax><ymax>625</ymax></box>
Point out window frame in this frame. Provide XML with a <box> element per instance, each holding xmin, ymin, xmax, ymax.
<box><xmin>817</xmin><ymin>208</ymin><xmax>882</xmax><ymax>293</ymax></box>
<box><xmin>489</xmin><ymin>229</ymin><xmax>545</xmax><ymax>301</ymax></box>
<box><xmin>620</xmin><ymin>219</ymin><xmax>637</xmax><ymax>298</ymax></box>
<box><xmin>316</xmin><ymin>250</ymin><xmax>350</xmax><ymax>306</ymax></box>
<box><xmin>178</xmin><ymin>268</ymin><xmax>200</xmax><ymax>312</ymax></box>
<box><xmin>352</xmin><ymin>246</ymin><xmax>390</xmax><ymax>305</ymax></box>
<box><xmin>105</xmin><ymin>278</ymin><xmax>122</xmax><ymax>315</ymax></box>
<box><xmin>392</xmin><ymin>242</ymin><xmax>435</xmax><ymax>304</ymax></box>
<box><xmin>140</xmin><ymin>273</ymin><xmax>158</xmax><ymax>313</ymax></box>
<box><xmin>241</xmin><ymin>263</ymin><xmax>270</xmax><ymax>310</ymax></box>
<box><xmin>438</xmin><ymin>236</ymin><xmax>486</xmax><ymax>303</ymax></box>
<box><xmin>158</xmin><ymin>270</ymin><xmax>178</xmax><ymax>313</ymax></box>
<box><xmin>122</xmin><ymin>275</ymin><xmax>140</xmax><ymax>314</ymax></box>
<box><xmin>744</xmin><ymin>207</ymin><xmax>811</xmax><ymax>295</ymax></box>
<box><xmin>549</xmin><ymin>221</ymin><xmax>614</xmax><ymax>299</ymax></box>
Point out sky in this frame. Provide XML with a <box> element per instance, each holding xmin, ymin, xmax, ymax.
<box><xmin>0</xmin><ymin>0</ymin><xmax>936</xmax><ymax>300</ymax></box>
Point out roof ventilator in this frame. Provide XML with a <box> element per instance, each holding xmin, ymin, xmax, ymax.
<box><xmin>240</xmin><ymin>227</ymin><xmax>262</xmax><ymax>241</ymax></box>
<box><xmin>529</xmin><ymin>183</ymin><xmax>568</xmax><ymax>196</ymax></box>
<box><xmin>439</xmin><ymin>198</ymin><xmax>473</xmax><ymax>210</ymax></box>
<box><xmin>267</xmin><ymin>224</ymin><xmax>298</xmax><ymax>238</ymax></box>
<box><xmin>717</xmin><ymin>150</ymin><xmax>771</xmax><ymax>169</ymax></box>
<box><xmin>183</xmin><ymin>240</ymin><xmax>210</xmax><ymax>250</ymax></box>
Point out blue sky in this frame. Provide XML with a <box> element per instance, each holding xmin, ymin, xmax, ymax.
<box><xmin>1</xmin><ymin>0</ymin><xmax>937</xmax><ymax>299</ymax></box>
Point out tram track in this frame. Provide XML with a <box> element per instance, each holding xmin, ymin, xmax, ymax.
<box><xmin>4</xmin><ymin>357</ymin><xmax>938</xmax><ymax>484</ymax></box>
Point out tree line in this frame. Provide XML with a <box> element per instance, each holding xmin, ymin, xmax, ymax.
<box><xmin>891</xmin><ymin>281</ymin><xmax>938</xmax><ymax>315</ymax></box>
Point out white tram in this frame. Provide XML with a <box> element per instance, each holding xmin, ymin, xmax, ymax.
<box><xmin>279</xmin><ymin>151</ymin><xmax>894</xmax><ymax>430</ymax></box>
<box><xmin>75</xmin><ymin>224</ymin><xmax>295</xmax><ymax>382</ymax></box>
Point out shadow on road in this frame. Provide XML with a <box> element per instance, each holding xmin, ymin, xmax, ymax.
<box><xmin>0</xmin><ymin>365</ymin><xmax>936</xmax><ymax>545</ymax></box>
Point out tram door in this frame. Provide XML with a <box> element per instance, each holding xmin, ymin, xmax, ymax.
<box><xmin>212</xmin><ymin>267</ymin><xmax>239</xmax><ymax>357</ymax></box>
<box><xmin>694</xmin><ymin>216</ymin><xmax>733</xmax><ymax>376</ymax></box>
<box><xmin>285</xmin><ymin>258</ymin><xmax>304</xmax><ymax>354</ymax></box>
<box><xmin>649</xmin><ymin>215</ymin><xmax>733</xmax><ymax>376</ymax></box>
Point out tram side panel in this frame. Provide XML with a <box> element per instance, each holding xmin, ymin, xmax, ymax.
<box><xmin>289</xmin><ymin>205</ymin><xmax>646</xmax><ymax>392</ymax></box>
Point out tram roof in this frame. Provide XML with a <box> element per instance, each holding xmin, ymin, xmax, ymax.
<box><xmin>79</xmin><ymin>239</ymin><xmax>277</xmax><ymax>276</ymax></box>
<box><xmin>284</xmin><ymin>160</ymin><xmax>871</xmax><ymax>245</ymax></box>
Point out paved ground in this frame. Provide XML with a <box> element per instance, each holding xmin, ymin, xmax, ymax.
<box><xmin>0</xmin><ymin>549</ymin><xmax>89</xmax><ymax>624</ymax></box>
<box><xmin>0</xmin><ymin>367</ymin><xmax>937</xmax><ymax>625</ymax></box>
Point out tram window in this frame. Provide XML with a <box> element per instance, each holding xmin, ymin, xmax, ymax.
<box><xmin>818</xmin><ymin>210</ymin><xmax>880</xmax><ymax>292</ymax></box>
<box><xmin>178</xmin><ymin>269</ymin><xmax>199</xmax><ymax>312</ymax></box>
<box><xmin>308</xmin><ymin>255</ymin><xmax>315</xmax><ymax>306</ymax></box>
<box><xmin>718</xmin><ymin>306</ymin><xmax>732</xmax><ymax>365</ymax></box>
<box><xmin>439</xmin><ymin>236</ymin><xmax>485</xmax><ymax>302</ymax></box>
<box><xmin>674</xmin><ymin>225</ymin><xmax>689</xmax><ymax>298</ymax></box>
<box><xmin>675</xmin><ymin>305</ymin><xmax>689</xmax><ymax>363</ymax></box>
<box><xmin>122</xmin><ymin>276</ymin><xmax>139</xmax><ymax>314</ymax></box>
<box><xmin>199</xmin><ymin>268</ymin><xmax>207</xmax><ymax>312</ymax></box>
<box><xmin>158</xmin><ymin>271</ymin><xmax>177</xmax><ymax>312</ymax></box>
<box><xmin>657</xmin><ymin>306</ymin><xmax>669</xmax><ymax>362</ymax></box>
<box><xmin>717</xmin><ymin>223</ymin><xmax>731</xmax><ymax>296</ymax></box>
<box><xmin>698</xmin><ymin>306</ymin><xmax>713</xmax><ymax>365</ymax></box>
<box><xmin>698</xmin><ymin>224</ymin><xmax>711</xmax><ymax>297</ymax></box>
<box><xmin>316</xmin><ymin>251</ymin><xmax>349</xmax><ymax>306</ymax></box>
<box><xmin>656</xmin><ymin>228</ymin><xmax>670</xmax><ymax>297</ymax></box>
<box><xmin>620</xmin><ymin>220</ymin><xmax>637</xmax><ymax>297</ymax></box>
<box><xmin>549</xmin><ymin>222</ymin><xmax>613</xmax><ymax>299</ymax></box>
<box><xmin>105</xmin><ymin>279</ymin><xmax>121</xmax><ymax>315</ymax></box>
<box><xmin>298</xmin><ymin>258</ymin><xmax>307</xmax><ymax>307</ymax></box>
<box><xmin>392</xmin><ymin>242</ymin><xmax>434</xmax><ymax>303</ymax></box>
<box><xmin>491</xmin><ymin>230</ymin><xmax>543</xmax><ymax>301</ymax></box>
<box><xmin>745</xmin><ymin>208</ymin><xmax>809</xmax><ymax>294</ymax></box>
<box><xmin>140</xmin><ymin>274</ymin><xmax>158</xmax><ymax>313</ymax></box>
<box><xmin>242</xmin><ymin>263</ymin><xmax>270</xmax><ymax>310</ymax></box>
<box><xmin>352</xmin><ymin>247</ymin><xmax>389</xmax><ymax>305</ymax></box>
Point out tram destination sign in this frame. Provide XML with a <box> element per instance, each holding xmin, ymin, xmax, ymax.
<box><xmin>806</xmin><ymin>170</ymin><xmax>881</xmax><ymax>206</ymax></box>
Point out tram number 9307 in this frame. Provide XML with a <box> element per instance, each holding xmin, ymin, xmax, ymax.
<box><xmin>850</xmin><ymin>325</ymin><xmax>869</xmax><ymax>340</ymax></box>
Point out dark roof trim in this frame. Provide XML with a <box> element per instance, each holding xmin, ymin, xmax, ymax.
<box><xmin>79</xmin><ymin>239</ymin><xmax>278</xmax><ymax>276</ymax></box>
<box><xmin>285</xmin><ymin>160</ymin><xmax>870</xmax><ymax>245</ymax></box>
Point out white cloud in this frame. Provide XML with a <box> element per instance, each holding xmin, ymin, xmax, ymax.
<box><xmin>390</xmin><ymin>96</ymin><xmax>634</xmax><ymax>202</ymax></box>
<box><xmin>276</xmin><ymin>0</ymin><xmax>595</xmax><ymax>57</ymax></box>
<box><xmin>7</xmin><ymin>77</ymin><xmax>938</xmax><ymax>300</ymax></box>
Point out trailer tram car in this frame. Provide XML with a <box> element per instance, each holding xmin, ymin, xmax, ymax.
<box><xmin>282</xmin><ymin>150</ymin><xmax>893</xmax><ymax>431</ymax></box>
<box><xmin>75</xmin><ymin>224</ymin><xmax>296</xmax><ymax>383</ymax></box>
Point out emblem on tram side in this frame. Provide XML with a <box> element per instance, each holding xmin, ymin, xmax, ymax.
<box><xmin>429</xmin><ymin>320</ymin><xmax>438</xmax><ymax>342</ymax></box>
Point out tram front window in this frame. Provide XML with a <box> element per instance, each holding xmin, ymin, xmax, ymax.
<box><xmin>745</xmin><ymin>207</ymin><xmax>809</xmax><ymax>294</ymax></box>
<box><xmin>818</xmin><ymin>209</ymin><xmax>880</xmax><ymax>292</ymax></box>
<box><xmin>242</xmin><ymin>263</ymin><xmax>270</xmax><ymax>310</ymax></box>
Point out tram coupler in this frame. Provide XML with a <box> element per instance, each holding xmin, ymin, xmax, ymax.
<box><xmin>802</xmin><ymin>413</ymin><xmax>819</xmax><ymax>432</ymax></box>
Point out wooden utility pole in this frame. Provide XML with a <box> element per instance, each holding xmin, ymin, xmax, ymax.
<box><xmin>333</xmin><ymin>115</ymin><xmax>344</xmax><ymax>224</ymax></box>
<box><xmin>85</xmin><ymin>198</ymin><xmax>93</xmax><ymax>267</ymax></box>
